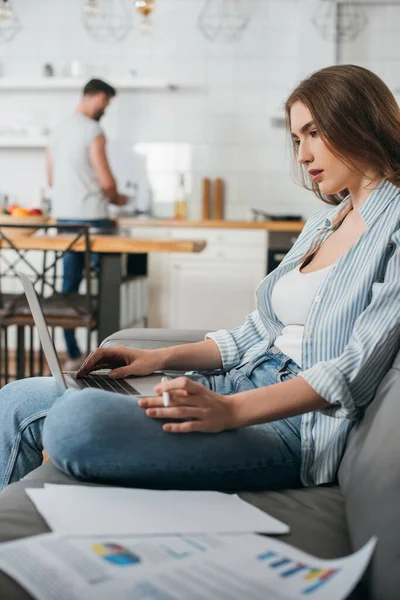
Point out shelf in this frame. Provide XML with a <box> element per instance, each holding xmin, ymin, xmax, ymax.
<box><xmin>0</xmin><ymin>77</ymin><xmax>179</xmax><ymax>91</ymax></box>
<box><xmin>117</xmin><ymin>218</ymin><xmax>305</xmax><ymax>232</ymax></box>
<box><xmin>0</xmin><ymin>137</ymin><xmax>48</xmax><ymax>148</ymax></box>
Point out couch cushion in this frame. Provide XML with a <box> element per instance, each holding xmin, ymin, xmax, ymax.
<box><xmin>338</xmin><ymin>356</ymin><xmax>400</xmax><ymax>600</ymax></box>
<box><xmin>0</xmin><ymin>463</ymin><xmax>90</xmax><ymax>543</ymax></box>
<box><xmin>240</xmin><ymin>486</ymin><xmax>351</xmax><ymax>558</ymax></box>
<box><xmin>101</xmin><ymin>328</ymin><xmax>209</xmax><ymax>350</ymax></box>
<box><xmin>0</xmin><ymin>464</ymin><xmax>97</xmax><ymax>600</ymax></box>
<box><xmin>0</xmin><ymin>463</ymin><xmax>355</xmax><ymax>600</ymax></box>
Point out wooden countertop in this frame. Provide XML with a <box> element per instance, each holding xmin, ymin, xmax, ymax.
<box><xmin>117</xmin><ymin>218</ymin><xmax>305</xmax><ymax>232</ymax></box>
<box><xmin>0</xmin><ymin>234</ymin><xmax>206</xmax><ymax>254</ymax></box>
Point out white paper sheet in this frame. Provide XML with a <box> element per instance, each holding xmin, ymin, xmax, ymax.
<box><xmin>0</xmin><ymin>532</ymin><xmax>376</xmax><ymax>600</ymax></box>
<box><xmin>25</xmin><ymin>484</ymin><xmax>289</xmax><ymax>535</ymax></box>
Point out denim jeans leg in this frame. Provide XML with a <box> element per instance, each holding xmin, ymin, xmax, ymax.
<box><xmin>0</xmin><ymin>378</ymin><xmax>63</xmax><ymax>489</ymax></box>
<box><xmin>62</xmin><ymin>252</ymin><xmax>84</xmax><ymax>359</ymax></box>
<box><xmin>43</xmin><ymin>380</ymin><xmax>302</xmax><ymax>491</ymax></box>
<box><xmin>184</xmin><ymin>370</ymin><xmax>237</xmax><ymax>395</ymax></box>
<box><xmin>187</xmin><ymin>350</ymin><xmax>301</xmax><ymax>396</ymax></box>
<box><xmin>0</xmin><ymin>351</ymin><xmax>304</xmax><ymax>491</ymax></box>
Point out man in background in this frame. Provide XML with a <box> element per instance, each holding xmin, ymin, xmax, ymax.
<box><xmin>46</xmin><ymin>78</ymin><xmax>127</xmax><ymax>370</ymax></box>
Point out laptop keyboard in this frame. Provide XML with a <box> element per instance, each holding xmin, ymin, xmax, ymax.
<box><xmin>71</xmin><ymin>373</ymin><xmax>138</xmax><ymax>395</ymax></box>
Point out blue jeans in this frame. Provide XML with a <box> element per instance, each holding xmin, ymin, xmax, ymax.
<box><xmin>0</xmin><ymin>349</ymin><xmax>303</xmax><ymax>491</ymax></box>
<box><xmin>58</xmin><ymin>219</ymin><xmax>112</xmax><ymax>359</ymax></box>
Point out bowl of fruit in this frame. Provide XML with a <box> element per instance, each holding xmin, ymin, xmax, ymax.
<box><xmin>0</xmin><ymin>205</ymin><xmax>49</xmax><ymax>238</ymax></box>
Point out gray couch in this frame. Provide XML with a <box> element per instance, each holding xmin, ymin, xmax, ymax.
<box><xmin>0</xmin><ymin>328</ymin><xmax>399</xmax><ymax>600</ymax></box>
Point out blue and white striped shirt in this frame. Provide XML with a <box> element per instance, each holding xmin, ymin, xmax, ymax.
<box><xmin>207</xmin><ymin>180</ymin><xmax>400</xmax><ymax>486</ymax></box>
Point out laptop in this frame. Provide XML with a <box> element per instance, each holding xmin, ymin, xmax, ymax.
<box><xmin>18</xmin><ymin>271</ymin><xmax>165</xmax><ymax>396</ymax></box>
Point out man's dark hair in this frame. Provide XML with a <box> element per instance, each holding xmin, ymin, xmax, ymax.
<box><xmin>83</xmin><ymin>79</ymin><xmax>116</xmax><ymax>98</ymax></box>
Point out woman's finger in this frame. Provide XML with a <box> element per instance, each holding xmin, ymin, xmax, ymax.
<box><xmin>91</xmin><ymin>363</ymin><xmax>111</xmax><ymax>371</ymax></box>
<box><xmin>163</xmin><ymin>420</ymin><xmax>209</xmax><ymax>433</ymax></box>
<box><xmin>78</xmin><ymin>349</ymin><xmax>123</xmax><ymax>375</ymax></box>
<box><xmin>145</xmin><ymin>406</ymin><xmax>204</xmax><ymax>420</ymax></box>
<box><xmin>139</xmin><ymin>391</ymin><xmax>199</xmax><ymax>409</ymax></box>
<box><xmin>109</xmin><ymin>364</ymin><xmax>137</xmax><ymax>379</ymax></box>
<box><xmin>154</xmin><ymin>376</ymin><xmax>206</xmax><ymax>396</ymax></box>
<box><xmin>78</xmin><ymin>349</ymin><xmax>126</xmax><ymax>376</ymax></box>
<box><xmin>76</xmin><ymin>350</ymin><xmax>103</xmax><ymax>376</ymax></box>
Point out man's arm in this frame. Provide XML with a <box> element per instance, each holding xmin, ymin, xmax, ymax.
<box><xmin>45</xmin><ymin>148</ymin><xmax>53</xmax><ymax>187</ymax></box>
<box><xmin>89</xmin><ymin>135</ymin><xmax>127</xmax><ymax>206</ymax></box>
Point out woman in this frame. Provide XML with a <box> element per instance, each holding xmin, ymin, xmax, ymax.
<box><xmin>1</xmin><ymin>65</ymin><xmax>399</xmax><ymax>491</ymax></box>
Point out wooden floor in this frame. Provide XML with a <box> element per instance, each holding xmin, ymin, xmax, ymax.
<box><xmin>0</xmin><ymin>350</ymin><xmax>68</xmax><ymax>387</ymax></box>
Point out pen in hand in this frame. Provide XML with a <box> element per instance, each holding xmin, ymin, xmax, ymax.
<box><xmin>161</xmin><ymin>376</ymin><xmax>170</xmax><ymax>407</ymax></box>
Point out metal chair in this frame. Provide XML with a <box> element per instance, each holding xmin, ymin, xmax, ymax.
<box><xmin>0</xmin><ymin>224</ymin><xmax>97</xmax><ymax>386</ymax></box>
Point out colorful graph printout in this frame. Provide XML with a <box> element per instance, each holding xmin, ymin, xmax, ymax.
<box><xmin>92</xmin><ymin>543</ymin><xmax>141</xmax><ymax>567</ymax></box>
<box><xmin>257</xmin><ymin>550</ymin><xmax>339</xmax><ymax>594</ymax></box>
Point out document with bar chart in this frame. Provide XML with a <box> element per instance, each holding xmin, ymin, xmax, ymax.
<box><xmin>0</xmin><ymin>532</ymin><xmax>376</xmax><ymax>600</ymax></box>
<box><xmin>119</xmin><ymin>534</ymin><xmax>376</xmax><ymax>600</ymax></box>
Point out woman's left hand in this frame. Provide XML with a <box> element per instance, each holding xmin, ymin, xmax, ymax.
<box><xmin>138</xmin><ymin>377</ymin><xmax>241</xmax><ymax>433</ymax></box>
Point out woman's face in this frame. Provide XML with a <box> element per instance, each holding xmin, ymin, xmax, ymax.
<box><xmin>290</xmin><ymin>101</ymin><xmax>361</xmax><ymax>196</ymax></box>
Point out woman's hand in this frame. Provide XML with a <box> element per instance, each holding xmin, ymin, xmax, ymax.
<box><xmin>76</xmin><ymin>346</ymin><xmax>163</xmax><ymax>378</ymax></box>
<box><xmin>138</xmin><ymin>376</ymin><xmax>242</xmax><ymax>433</ymax></box>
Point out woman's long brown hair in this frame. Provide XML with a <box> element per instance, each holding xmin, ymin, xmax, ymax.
<box><xmin>285</xmin><ymin>65</ymin><xmax>400</xmax><ymax>205</ymax></box>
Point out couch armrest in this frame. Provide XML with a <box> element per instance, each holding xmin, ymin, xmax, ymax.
<box><xmin>100</xmin><ymin>328</ymin><xmax>209</xmax><ymax>350</ymax></box>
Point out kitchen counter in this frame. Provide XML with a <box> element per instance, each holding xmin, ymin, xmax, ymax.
<box><xmin>0</xmin><ymin>233</ymin><xmax>206</xmax><ymax>345</ymax></box>
<box><xmin>117</xmin><ymin>218</ymin><xmax>305</xmax><ymax>232</ymax></box>
<box><xmin>0</xmin><ymin>234</ymin><xmax>206</xmax><ymax>254</ymax></box>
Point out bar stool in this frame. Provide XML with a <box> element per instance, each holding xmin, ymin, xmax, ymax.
<box><xmin>0</xmin><ymin>224</ymin><xmax>97</xmax><ymax>386</ymax></box>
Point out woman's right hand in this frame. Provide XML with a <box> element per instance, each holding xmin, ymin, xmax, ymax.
<box><xmin>76</xmin><ymin>346</ymin><xmax>163</xmax><ymax>379</ymax></box>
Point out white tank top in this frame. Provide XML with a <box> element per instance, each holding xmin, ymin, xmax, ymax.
<box><xmin>271</xmin><ymin>264</ymin><xmax>334</xmax><ymax>367</ymax></box>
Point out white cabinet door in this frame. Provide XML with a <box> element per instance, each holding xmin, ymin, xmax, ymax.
<box><xmin>168</xmin><ymin>260</ymin><xmax>265</xmax><ymax>331</ymax></box>
<box><xmin>138</xmin><ymin>227</ymin><xmax>268</xmax><ymax>329</ymax></box>
<box><xmin>147</xmin><ymin>253</ymin><xmax>171</xmax><ymax>328</ymax></box>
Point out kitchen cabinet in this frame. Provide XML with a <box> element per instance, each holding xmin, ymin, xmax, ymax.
<box><xmin>129</xmin><ymin>227</ymin><xmax>268</xmax><ymax>330</ymax></box>
<box><xmin>168</xmin><ymin>259</ymin><xmax>265</xmax><ymax>330</ymax></box>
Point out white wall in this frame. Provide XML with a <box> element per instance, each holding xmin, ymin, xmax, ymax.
<box><xmin>0</xmin><ymin>0</ymin><xmax>339</xmax><ymax>221</ymax></box>
<box><xmin>0</xmin><ymin>0</ymin><xmax>398</xmax><ymax>353</ymax></box>
<box><xmin>0</xmin><ymin>1</ymin><xmax>398</xmax><ymax>221</ymax></box>
<box><xmin>339</xmin><ymin>1</ymin><xmax>400</xmax><ymax>94</ymax></box>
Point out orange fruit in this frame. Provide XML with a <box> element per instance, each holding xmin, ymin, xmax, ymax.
<box><xmin>12</xmin><ymin>207</ymin><xmax>30</xmax><ymax>217</ymax></box>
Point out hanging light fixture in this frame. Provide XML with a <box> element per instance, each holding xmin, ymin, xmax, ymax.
<box><xmin>82</xmin><ymin>0</ymin><xmax>134</xmax><ymax>43</ymax></box>
<box><xmin>198</xmin><ymin>0</ymin><xmax>249</xmax><ymax>43</ymax></box>
<box><xmin>0</xmin><ymin>0</ymin><xmax>21</xmax><ymax>43</ymax></box>
<box><xmin>83</xmin><ymin>0</ymin><xmax>100</xmax><ymax>18</ymax></box>
<box><xmin>0</xmin><ymin>0</ymin><xmax>12</xmax><ymax>20</ymax></box>
<box><xmin>312</xmin><ymin>0</ymin><xmax>367</xmax><ymax>42</ymax></box>
<box><xmin>134</xmin><ymin>0</ymin><xmax>155</xmax><ymax>35</ymax></box>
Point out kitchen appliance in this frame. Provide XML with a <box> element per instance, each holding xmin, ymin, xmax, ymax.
<box><xmin>267</xmin><ymin>231</ymin><xmax>300</xmax><ymax>274</ymax></box>
<box><xmin>250</xmin><ymin>209</ymin><xmax>303</xmax><ymax>222</ymax></box>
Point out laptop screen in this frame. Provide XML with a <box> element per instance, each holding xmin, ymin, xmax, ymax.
<box><xmin>18</xmin><ymin>272</ymin><xmax>67</xmax><ymax>391</ymax></box>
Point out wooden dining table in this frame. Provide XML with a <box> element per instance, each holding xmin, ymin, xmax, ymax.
<box><xmin>1</xmin><ymin>232</ymin><xmax>206</xmax><ymax>345</ymax></box>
